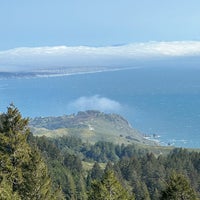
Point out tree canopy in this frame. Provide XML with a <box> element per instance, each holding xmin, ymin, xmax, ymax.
<box><xmin>0</xmin><ymin>104</ymin><xmax>64</xmax><ymax>199</ymax></box>
<box><xmin>160</xmin><ymin>172</ymin><xmax>198</xmax><ymax>200</ymax></box>
<box><xmin>88</xmin><ymin>169</ymin><xmax>135</xmax><ymax>200</ymax></box>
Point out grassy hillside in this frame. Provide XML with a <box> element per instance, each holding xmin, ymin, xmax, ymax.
<box><xmin>30</xmin><ymin>110</ymin><xmax>158</xmax><ymax>146</ymax></box>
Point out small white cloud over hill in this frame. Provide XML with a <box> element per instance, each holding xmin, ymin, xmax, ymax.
<box><xmin>68</xmin><ymin>95</ymin><xmax>122</xmax><ymax>113</ymax></box>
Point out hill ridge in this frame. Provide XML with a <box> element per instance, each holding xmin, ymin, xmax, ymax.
<box><xmin>30</xmin><ymin>110</ymin><xmax>158</xmax><ymax>146</ymax></box>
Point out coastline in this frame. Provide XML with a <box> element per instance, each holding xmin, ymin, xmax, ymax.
<box><xmin>0</xmin><ymin>66</ymin><xmax>139</xmax><ymax>80</ymax></box>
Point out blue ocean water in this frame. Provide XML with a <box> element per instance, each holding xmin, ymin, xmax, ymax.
<box><xmin>0</xmin><ymin>67</ymin><xmax>200</xmax><ymax>148</ymax></box>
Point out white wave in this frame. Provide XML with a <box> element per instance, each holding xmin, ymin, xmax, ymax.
<box><xmin>1</xmin><ymin>41</ymin><xmax>200</xmax><ymax>72</ymax></box>
<box><xmin>68</xmin><ymin>95</ymin><xmax>122</xmax><ymax>113</ymax></box>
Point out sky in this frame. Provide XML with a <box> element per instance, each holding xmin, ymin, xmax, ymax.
<box><xmin>1</xmin><ymin>0</ymin><xmax>200</xmax><ymax>50</ymax></box>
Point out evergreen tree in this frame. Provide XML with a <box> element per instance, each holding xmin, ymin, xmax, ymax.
<box><xmin>160</xmin><ymin>172</ymin><xmax>198</xmax><ymax>200</ymax></box>
<box><xmin>90</xmin><ymin>162</ymin><xmax>103</xmax><ymax>181</ymax></box>
<box><xmin>131</xmin><ymin>178</ymin><xmax>151</xmax><ymax>200</ymax></box>
<box><xmin>0</xmin><ymin>105</ymin><xmax>64</xmax><ymax>200</ymax></box>
<box><xmin>88</xmin><ymin>170</ymin><xmax>134</xmax><ymax>200</ymax></box>
<box><xmin>0</xmin><ymin>175</ymin><xmax>21</xmax><ymax>200</ymax></box>
<box><xmin>48</xmin><ymin>161</ymin><xmax>77</xmax><ymax>200</ymax></box>
<box><xmin>87</xmin><ymin>162</ymin><xmax>103</xmax><ymax>190</ymax></box>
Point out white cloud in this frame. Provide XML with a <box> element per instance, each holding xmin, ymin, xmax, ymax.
<box><xmin>1</xmin><ymin>41</ymin><xmax>200</xmax><ymax>72</ymax></box>
<box><xmin>68</xmin><ymin>95</ymin><xmax>122</xmax><ymax>113</ymax></box>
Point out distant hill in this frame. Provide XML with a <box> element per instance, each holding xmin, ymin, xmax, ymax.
<box><xmin>30</xmin><ymin>110</ymin><xmax>158</xmax><ymax>146</ymax></box>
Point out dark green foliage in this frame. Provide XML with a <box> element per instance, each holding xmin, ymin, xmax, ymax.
<box><xmin>54</xmin><ymin>135</ymin><xmax>83</xmax><ymax>152</ymax></box>
<box><xmin>49</xmin><ymin>161</ymin><xmax>77</xmax><ymax>200</ymax></box>
<box><xmin>50</xmin><ymin>135</ymin><xmax>154</xmax><ymax>163</ymax></box>
<box><xmin>88</xmin><ymin>170</ymin><xmax>135</xmax><ymax>200</ymax></box>
<box><xmin>0</xmin><ymin>105</ymin><xmax>64</xmax><ymax>200</ymax></box>
<box><xmin>0</xmin><ymin>175</ymin><xmax>21</xmax><ymax>200</ymax></box>
<box><xmin>86</xmin><ymin>162</ymin><xmax>104</xmax><ymax>191</ymax></box>
<box><xmin>132</xmin><ymin>181</ymin><xmax>151</xmax><ymax>200</ymax></box>
<box><xmin>35</xmin><ymin>133</ymin><xmax>200</xmax><ymax>200</ymax></box>
<box><xmin>63</xmin><ymin>153</ymin><xmax>83</xmax><ymax>174</ymax></box>
<box><xmin>90</xmin><ymin>162</ymin><xmax>103</xmax><ymax>181</ymax></box>
<box><xmin>160</xmin><ymin>172</ymin><xmax>198</xmax><ymax>200</ymax></box>
<box><xmin>85</xmin><ymin>141</ymin><xmax>119</xmax><ymax>162</ymax></box>
<box><xmin>117</xmin><ymin>149</ymin><xmax>200</xmax><ymax>200</ymax></box>
<box><xmin>35</xmin><ymin>136</ymin><xmax>87</xmax><ymax>199</ymax></box>
<box><xmin>0</xmin><ymin>104</ymin><xmax>29</xmax><ymax>134</ymax></box>
<box><xmin>35</xmin><ymin>135</ymin><xmax>60</xmax><ymax>159</ymax></box>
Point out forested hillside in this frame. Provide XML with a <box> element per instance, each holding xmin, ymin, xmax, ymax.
<box><xmin>33</xmin><ymin>134</ymin><xmax>200</xmax><ymax>200</ymax></box>
<box><xmin>0</xmin><ymin>105</ymin><xmax>200</xmax><ymax>199</ymax></box>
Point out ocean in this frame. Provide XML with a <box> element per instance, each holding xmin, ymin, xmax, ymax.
<box><xmin>0</xmin><ymin>67</ymin><xmax>200</xmax><ymax>148</ymax></box>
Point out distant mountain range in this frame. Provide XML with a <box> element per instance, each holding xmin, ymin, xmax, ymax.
<box><xmin>30</xmin><ymin>110</ymin><xmax>158</xmax><ymax>146</ymax></box>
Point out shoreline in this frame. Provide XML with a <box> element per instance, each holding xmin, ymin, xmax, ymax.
<box><xmin>0</xmin><ymin>66</ymin><xmax>139</xmax><ymax>80</ymax></box>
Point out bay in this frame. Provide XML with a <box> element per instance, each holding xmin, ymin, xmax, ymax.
<box><xmin>0</xmin><ymin>67</ymin><xmax>200</xmax><ymax>148</ymax></box>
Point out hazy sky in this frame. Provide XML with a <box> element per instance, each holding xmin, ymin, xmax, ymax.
<box><xmin>1</xmin><ymin>0</ymin><xmax>200</xmax><ymax>50</ymax></box>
